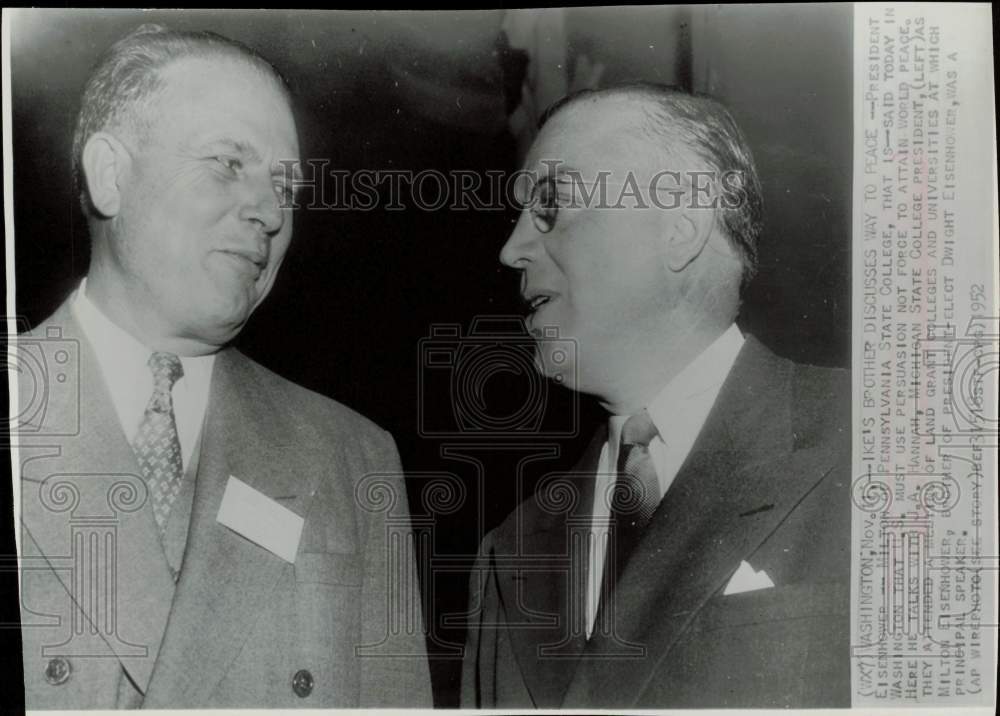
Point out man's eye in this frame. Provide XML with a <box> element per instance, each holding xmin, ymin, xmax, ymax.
<box><xmin>274</xmin><ymin>184</ymin><xmax>294</xmax><ymax>204</ymax></box>
<box><xmin>529</xmin><ymin>178</ymin><xmax>561</xmax><ymax>234</ymax></box>
<box><xmin>537</xmin><ymin>178</ymin><xmax>575</xmax><ymax>208</ymax></box>
<box><xmin>215</xmin><ymin>156</ymin><xmax>242</xmax><ymax>173</ymax></box>
<box><xmin>536</xmin><ymin>179</ymin><xmax>557</xmax><ymax>208</ymax></box>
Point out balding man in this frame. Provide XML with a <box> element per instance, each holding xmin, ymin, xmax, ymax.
<box><xmin>16</xmin><ymin>25</ymin><xmax>431</xmax><ymax>708</ymax></box>
<box><xmin>462</xmin><ymin>83</ymin><xmax>850</xmax><ymax>709</ymax></box>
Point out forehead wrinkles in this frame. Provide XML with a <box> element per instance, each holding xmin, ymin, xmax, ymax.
<box><xmin>144</xmin><ymin>57</ymin><xmax>296</xmax><ymax>154</ymax></box>
<box><xmin>526</xmin><ymin>98</ymin><xmax>682</xmax><ymax>185</ymax></box>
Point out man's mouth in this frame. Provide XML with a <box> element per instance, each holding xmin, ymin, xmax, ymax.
<box><xmin>522</xmin><ymin>291</ymin><xmax>558</xmax><ymax>316</ymax></box>
<box><xmin>219</xmin><ymin>249</ymin><xmax>267</xmax><ymax>278</ymax></box>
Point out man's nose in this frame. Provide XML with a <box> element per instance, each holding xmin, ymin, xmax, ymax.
<box><xmin>240</xmin><ymin>176</ymin><xmax>284</xmax><ymax>235</ymax></box>
<box><xmin>499</xmin><ymin>211</ymin><xmax>539</xmax><ymax>268</ymax></box>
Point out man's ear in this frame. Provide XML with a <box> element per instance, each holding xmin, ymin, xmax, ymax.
<box><xmin>663</xmin><ymin>203</ymin><xmax>716</xmax><ymax>273</ymax></box>
<box><xmin>81</xmin><ymin>132</ymin><xmax>130</xmax><ymax>217</ymax></box>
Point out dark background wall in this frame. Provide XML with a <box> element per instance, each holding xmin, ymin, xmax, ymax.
<box><xmin>7</xmin><ymin>6</ymin><xmax>851</xmax><ymax>706</ymax></box>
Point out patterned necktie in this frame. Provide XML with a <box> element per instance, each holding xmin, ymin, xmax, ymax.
<box><xmin>602</xmin><ymin>410</ymin><xmax>661</xmax><ymax>598</ymax></box>
<box><xmin>132</xmin><ymin>352</ymin><xmax>184</xmax><ymax>538</ymax></box>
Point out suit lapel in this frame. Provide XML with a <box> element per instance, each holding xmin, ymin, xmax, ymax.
<box><xmin>563</xmin><ymin>338</ymin><xmax>839</xmax><ymax>708</ymax></box>
<box><xmin>143</xmin><ymin>349</ymin><xmax>322</xmax><ymax>707</ymax></box>
<box><xmin>495</xmin><ymin>426</ymin><xmax>605</xmax><ymax>707</ymax></box>
<box><xmin>19</xmin><ymin>303</ymin><xmax>176</xmax><ymax>695</ymax></box>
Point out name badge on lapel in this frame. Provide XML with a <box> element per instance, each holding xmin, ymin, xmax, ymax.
<box><xmin>216</xmin><ymin>475</ymin><xmax>304</xmax><ymax>563</ymax></box>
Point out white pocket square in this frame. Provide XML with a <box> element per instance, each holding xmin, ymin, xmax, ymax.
<box><xmin>723</xmin><ymin>560</ymin><xmax>775</xmax><ymax>595</ymax></box>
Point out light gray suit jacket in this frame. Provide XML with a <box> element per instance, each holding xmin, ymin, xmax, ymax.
<box><xmin>17</xmin><ymin>300</ymin><xmax>432</xmax><ymax>708</ymax></box>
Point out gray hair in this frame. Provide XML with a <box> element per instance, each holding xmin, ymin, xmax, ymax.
<box><xmin>72</xmin><ymin>23</ymin><xmax>292</xmax><ymax>216</ymax></box>
<box><xmin>539</xmin><ymin>83</ymin><xmax>764</xmax><ymax>290</ymax></box>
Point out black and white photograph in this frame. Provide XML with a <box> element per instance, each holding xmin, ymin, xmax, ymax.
<box><xmin>2</xmin><ymin>5</ymin><xmax>995</xmax><ymax>713</ymax></box>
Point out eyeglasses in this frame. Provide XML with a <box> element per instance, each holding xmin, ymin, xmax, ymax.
<box><xmin>513</xmin><ymin>174</ymin><xmax>578</xmax><ymax>234</ymax></box>
<box><xmin>512</xmin><ymin>170</ymin><xmax>726</xmax><ymax>234</ymax></box>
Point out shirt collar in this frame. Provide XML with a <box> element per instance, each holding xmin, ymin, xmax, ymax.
<box><xmin>646</xmin><ymin>323</ymin><xmax>745</xmax><ymax>448</ymax></box>
<box><xmin>70</xmin><ymin>278</ymin><xmax>216</xmax><ymax>432</ymax></box>
<box><xmin>608</xmin><ymin>323</ymin><xmax>745</xmax><ymax>450</ymax></box>
<box><xmin>72</xmin><ymin>277</ymin><xmax>155</xmax><ymax>393</ymax></box>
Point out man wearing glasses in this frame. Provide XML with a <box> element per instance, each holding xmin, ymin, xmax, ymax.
<box><xmin>462</xmin><ymin>83</ymin><xmax>850</xmax><ymax>709</ymax></box>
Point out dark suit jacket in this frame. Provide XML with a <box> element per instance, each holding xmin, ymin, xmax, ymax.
<box><xmin>17</xmin><ymin>300</ymin><xmax>432</xmax><ymax>708</ymax></box>
<box><xmin>461</xmin><ymin>335</ymin><xmax>851</xmax><ymax>709</ymax></box>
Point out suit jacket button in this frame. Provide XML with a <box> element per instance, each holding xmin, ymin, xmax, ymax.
<box><xmin>44</xmin><ymin>657</ymin><xmax>72</xmax><ymax>686</ymax></box>
<box><xmin>291</xmin><ymin>669</ymin><xmax>314</xmax><ymax>698</ymax></box>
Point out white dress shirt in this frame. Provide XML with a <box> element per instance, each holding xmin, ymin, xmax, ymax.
<box><xmin>585</xmin><ymin>323</ymin><xmax>745</xmax><ymax>637</ymax></box>
<box><xmin>71</xmin><ymin>279</ymin><xmax>215</xmax><ymax>470</ymax></box>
